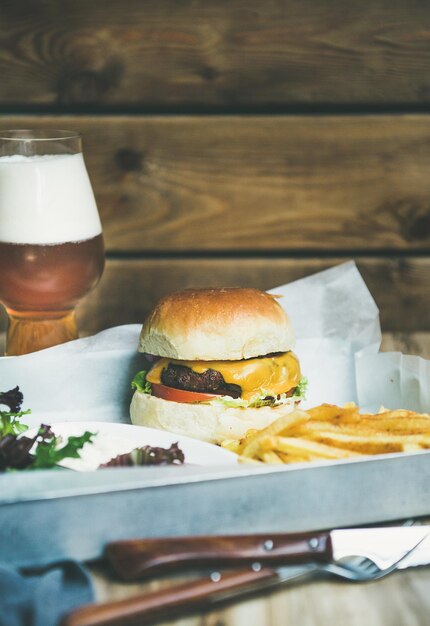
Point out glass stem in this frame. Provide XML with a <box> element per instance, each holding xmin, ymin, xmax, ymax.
<box><xmin>6</xmin><ymin>310</ymin><xmax>78</xmax><ymax>356</ymax></box>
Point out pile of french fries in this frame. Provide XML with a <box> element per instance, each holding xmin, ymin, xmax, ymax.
<box><xmin>221</xmin><ymin>404</ymin><xmax>430</xmax><ymax>464</ymax></box>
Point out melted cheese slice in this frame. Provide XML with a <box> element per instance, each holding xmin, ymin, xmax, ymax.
<box><xmin>146</xmin><ymin>352</ymin><xmax>301</xmax><ymax>401</ymax></box>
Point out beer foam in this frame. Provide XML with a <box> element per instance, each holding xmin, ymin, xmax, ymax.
<box><xmin>0</xmin><ymin>153</ymin><xmax>102</xmax><ymax>244</ymax></box>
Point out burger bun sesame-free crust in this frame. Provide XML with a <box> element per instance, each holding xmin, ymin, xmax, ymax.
<box><xmin>139</xmin><ymin>287</ymin><xmax>295</xmax><ymax>361</ymax></box>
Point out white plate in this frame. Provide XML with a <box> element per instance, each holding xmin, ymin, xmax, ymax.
<box><xmin>27</xmin><ymin>422</ymin><xmax>238</xmax><ymax>471</ymax></box>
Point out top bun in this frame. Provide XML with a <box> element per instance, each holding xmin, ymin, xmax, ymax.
<box><xmin>139</xmin><ymin>287</ymin><xmax>295</xmax><ymax>361</ymax></box>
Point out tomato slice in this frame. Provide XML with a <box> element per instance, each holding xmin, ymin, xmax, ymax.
<box><xmin>151</xmin><ymin>383</ymin><xmax>220</xmax><ymax>404</ymax></box>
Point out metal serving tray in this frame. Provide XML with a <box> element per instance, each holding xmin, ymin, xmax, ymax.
<box><xmin>2</xmin><ymin>450</ymin><xmax>430</xmax><ymax>567</ymax></box>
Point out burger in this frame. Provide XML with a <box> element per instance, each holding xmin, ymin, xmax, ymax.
<box><xmin>130</xmin><ymin>287</ymin><xmax>306</xmax><ymax>444</ymax></box>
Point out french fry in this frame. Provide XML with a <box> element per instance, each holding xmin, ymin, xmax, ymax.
<box><xmin>298</xmin><ymin>418</ymin><xmax>430</xmax><ymax>438</ymax></box>
<box><xmin>221</xmin><ymin>403</ymin><xmax>430</xmax><ymax>465</ymax></box>
<box><xmin>265</xmin><ymin>435</ymin><xmax>362</xmax><ymax>460</ymax></box>
<box><xmin>346</xmin><ymin>419</ymin><xmax>430</xmax><ymax>434</ymax></box>
<box><xmin>402</xmin><ymin>443</ymin><xmax>423</xmax><ymax>453</ymax></box>
<box><xmin>220</xmin><ymin>439</ymin><xmax>242</xmax><ymax>454</ymax></box>
<box><xmin>276</xmin><ymin>452</ymin><xmax>310</xmax><ymax>464</ymax></box>
<box><xmin>240</xmin><ymin>409</ymin><xmax>310</xmax><ymax>458</ymax></box>
<box><xmin>238</xmin><ymin>456</ymin><xmax>263</xmax><ymax>465</ymax></box>
<box><xmin>312</xmin><ymin>430</ymin><xmax>430</xmax><ymax>445</ymax></box>
<box><xmin>260</xmin><ymin>451</ymin><xmax>284</xmax><ymax>464</ymax></box>
<box><xmin>307</xmin><ymin>430</ymin><xmax>430</xmax><ymax>454</ymax></box>
<box><xmin>306</xmin><ymin>403</ymin><xmax>360</xmax><ymax>422</ymax></box>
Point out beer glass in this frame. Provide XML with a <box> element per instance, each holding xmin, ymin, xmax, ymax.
<box><xmin>0</xmin><ymin>130</ymin><xmax>104</xmax><ymax>355</ymax></box>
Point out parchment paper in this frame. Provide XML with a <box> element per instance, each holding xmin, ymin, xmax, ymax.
<box><xmin>0</xmin><ymin>261</ymin><xmax>428</xmax><ymax>427</ymax></box>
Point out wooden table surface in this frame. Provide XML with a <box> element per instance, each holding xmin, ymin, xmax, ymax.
<box><xmin>79</xmin><ymin>332</ymin><xmax>430</xmax><ymax>626</ymax></box>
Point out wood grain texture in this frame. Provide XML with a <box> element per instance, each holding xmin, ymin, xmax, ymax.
<box><xmin>2</xmin><ymin>115</ymin><xmax>430</xmax><ymax>252</ymax></box>
<box><xmin>2</xmin><ymin>0</ymin><xmax>430</xmax><ymax>107</ymax></box>
<box><xmin>89</xmin><ymin>552</ymin><xmax>430</xmax><ymax>626</ymax></box>
<box><xmin>105</xmin><ymin>532</ymin><xmax>331</xmax><ymax>581</ymax></box>
<box><xmin>381</xmin><ymin>333</ymin><xmax>430</xmax><ymax>359</ymax></box>
<box><xmin>64</xmin><ymin>568</ymin><xmax>281</xmax><ymax>626</ymax></box>
<box><xmin>0</xmin><ymin>257</ymin><xmax>428</xmax><ymax>332</ymax></box>
<box><xmin>69</xmin><ymin>257</ymin><xmax>430</xmax><ymax>333</ymax></box>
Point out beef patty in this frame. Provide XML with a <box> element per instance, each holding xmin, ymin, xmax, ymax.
<box><xmin>161</xmin><ymin>363</ymin><xmax>242</xmax><ymax>398</ymax></box>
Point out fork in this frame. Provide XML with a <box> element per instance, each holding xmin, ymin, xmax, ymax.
<box><xmin>239</xmin><ymin>531</ymin><xmax>430</xmax><ymax>587</ymax></box>
<box><xmin>306</xmin><ymin>537</ymin><xmax>428</xmax><ymax>583</ymax></box>
<box><xmin>62</xmin><ymin>532</ymin><xmax>429</xmax><ymax>626</ymax></box>
<box><xmin>298</xmin><ymin>519</ymin><xmax>425</xmax><ymax>584</ymax></box>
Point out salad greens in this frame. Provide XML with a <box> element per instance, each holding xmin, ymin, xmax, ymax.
<box><xmin>0</xmin><ymin>386</ymin><xmax>30</xmax><ymax>437</ymax></box>
<box><xmin>0</xmin><ymin>386</ymin><xmax>185</xmax><ymax>472</ymax></box>
<box><xmin>0</xmin><ymin>387</ymin><xmax>95</xmax><ymax>472</ymax></box>
<box><xmin>0</xmin><ymin>386</ymin><xmax>24</xmax><ymax>413</ymax></box>
<box><xmin>32</xmin><ymin>430</ymin><xmax>95</xmax><ymax>470</ymax></box>
<box><xmin>100</xmin><ymin>442</ymin><xmax>185</xmax><ymax>468</ymax></box>
<box><xmin>0</xmin><ymin>421</ymin><xmax>95</xmax><ymax>472</ymax></box>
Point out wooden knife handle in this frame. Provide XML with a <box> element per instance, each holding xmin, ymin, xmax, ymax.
<box><xmin>106</xmin><ymin>532</ymin><xmax>331</xmax><ymax>581</ymax></box>
<box><xmin>61</xmin><ymin>567</ymin><xmax>279</xmax><ymax>626</ymax></box>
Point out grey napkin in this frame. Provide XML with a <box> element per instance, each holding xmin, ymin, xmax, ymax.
<box><xmin>0</xmin><ymin>561</ymin><xmax>94</xmax><ymax>626</ymax></box>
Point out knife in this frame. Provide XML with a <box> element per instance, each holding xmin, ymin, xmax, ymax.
<box><xmin>61</xmin><ymin>564</ymin><xmax>321</xmax><ymax>626</ymax></box>
<box><xmin>105</xmin><ymin>526</ymin><xmax>430</xmax><ymax>581</ymax></box>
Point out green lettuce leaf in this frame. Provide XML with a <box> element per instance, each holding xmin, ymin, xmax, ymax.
<box><xmin>0</xmin><ymin>411</ymin><xmax>30</xmax><ymax>437</ymax></box>
<box><xmin>293</xmin><ymin>377</ymin><xmax>308</xmax><ymax>399</ymax></box>
<box><xmin>32</xmin><ymin>430</ymin><xmax>95</xmax><ymax>470</ymax></box>
<box><xmin>208</xmin><ymin>393</ymin><xmax>295</xmax><ymax>409</ymax></box>
<box><xmin>131</xmin><ymin>370</ymin><xmax>152</xmax><ymax>394</ymax></box>
<box><xmin>207</xmin><ymin>377</ymin><xmax>308</xmax><ymax>409</ymax></box>
<box><xmin>208</xmin><ymin>396</ymin><xmax>250</xmax><ymax>409</ymax></box>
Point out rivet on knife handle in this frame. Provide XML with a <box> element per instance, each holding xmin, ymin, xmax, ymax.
<box><xmin>105</xmin><ymin>532</ymin><xmax>332</xmax><ymax>581</ymax></box>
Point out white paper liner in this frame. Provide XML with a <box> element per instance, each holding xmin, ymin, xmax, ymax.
<box><xmin>356</xmin><ymin>351</ymin><xmax>430</xmax><ymax>413</ymax></box>
<box><xmin>268</xmin><ymin>260</ymin><xmax>381</xmax><ymax>408</ymax></box>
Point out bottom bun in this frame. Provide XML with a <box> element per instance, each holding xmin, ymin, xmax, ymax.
<box><xmin>130</xmin><ymin>391</ymin><xmax>298</xmax><ymax>444</ymax></box>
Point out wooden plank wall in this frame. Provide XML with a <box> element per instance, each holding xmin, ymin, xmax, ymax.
<box><xmin>0</xmin><ymin>0</ymin><xmax>429</xmax><ymax>333</ymax></box>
